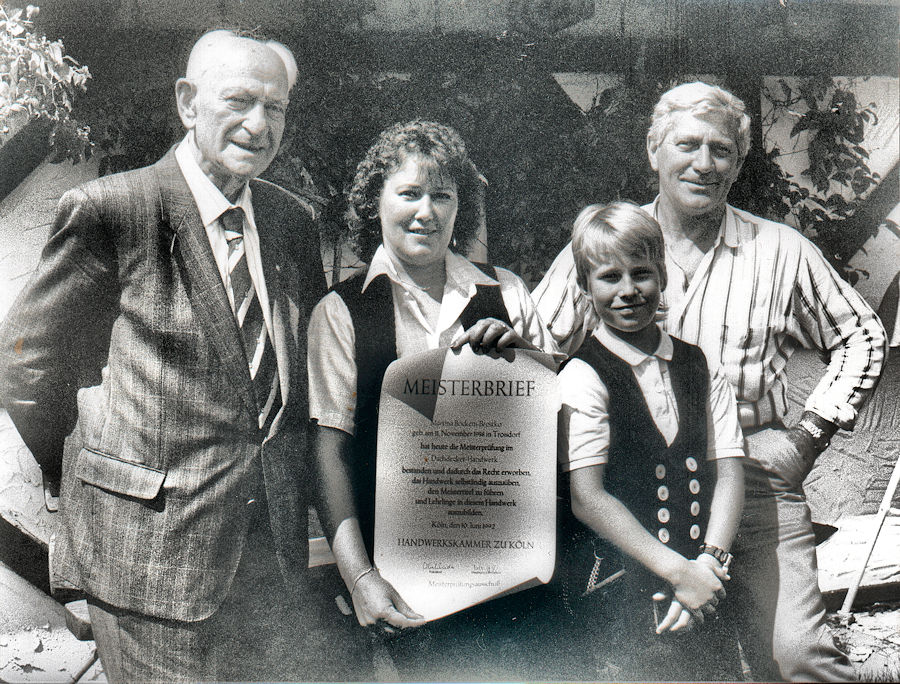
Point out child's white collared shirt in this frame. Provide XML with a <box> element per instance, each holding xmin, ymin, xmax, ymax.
<box><xmin>558</xmin><ymin>322</ymin><xmax>744</xmax><ymax>473</ymax></box>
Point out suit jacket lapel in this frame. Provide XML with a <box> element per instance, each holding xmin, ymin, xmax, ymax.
<box><xmin>253</xmin><ymin>187</ymin><xmax>296</xmax><ymax>427</ymax></box>
<box><xmin>155</xmin><ymin>153</ymin><xmax>258</xmax><ymax>421</ymax></box>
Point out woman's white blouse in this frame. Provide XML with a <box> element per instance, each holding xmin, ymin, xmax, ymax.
<box><xmin>308</xmin><ymin>246</ymin><xmax>557</xmax><ymax>435</ymax></box>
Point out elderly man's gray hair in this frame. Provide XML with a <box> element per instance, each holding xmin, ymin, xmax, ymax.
<box><xmin>186</xmin><ymin>29</ymin><xmax>298</xmax><ymax>89</ymax></box>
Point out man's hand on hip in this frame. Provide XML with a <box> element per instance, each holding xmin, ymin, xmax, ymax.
<box><xmin>743</xmin><ymin>426</ymin><xmax>818</xmax><ymax>490</ymax></box>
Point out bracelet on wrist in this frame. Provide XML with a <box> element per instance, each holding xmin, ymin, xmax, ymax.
<box><xmin>349</xmin><ymin>566</ymin><xmax>377</xmax><ymax>596</ymax></box>
<box><xmin>699</xmin><ymin>543</ymin><xmax>734</xmax><ymax>570</ymax></box>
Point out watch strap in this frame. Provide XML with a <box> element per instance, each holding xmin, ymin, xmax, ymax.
<box><xmin>699</xmin><ymin>543</ymin><xmax>733</xmax><ymax>569</ymax></box>
<box><xmin>797</xmin><ymin>418</ymin><xmax>831</xmax><ymax>452</ymax></box>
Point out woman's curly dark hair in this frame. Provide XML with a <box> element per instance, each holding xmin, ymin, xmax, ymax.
<box><xmin>346</xmin><ymin>120</ymin><xmax>486</xmax><ymax>262</ymax></box>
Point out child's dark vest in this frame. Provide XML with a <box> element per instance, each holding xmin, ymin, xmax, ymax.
<box><xmin>332</xmin><ymin>265</ymin><xmax>512</xmax><ymax>555</ymax></box>
<box><xmin>567</xmin><ymin>334</ymin><xmax>713</xmax><ymax>566</ymax></box>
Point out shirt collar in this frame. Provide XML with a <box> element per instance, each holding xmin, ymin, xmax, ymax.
<box><xmin>592</xmin><ymin>320</ymin><xmax>673</xmax><ymax>366</ymax></box>
<box><xmin>446</xmin><ymin>250</ymin><xmax>500</xmax><ymax>294</ymax></box>
<box><xmin>721</xmin><ymin>204</ymin><xmax>766</xmax><ymax>248</ymax></box>
<box><xmin>175</xmin><ymin>135</ymin><xmax>253</xmax><ymax>227</ymax></box>
<box><xmin>361</xmin><ymin>245</ymin><xmax>499</xmax><ymax>293</ymax></box>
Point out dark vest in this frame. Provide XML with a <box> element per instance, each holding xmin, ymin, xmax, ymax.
<box><xmin>333</xmin><ymin>264</ymin><xmax>512</xmax><ymax>554</ymax></box>
<box><xmin>558</xmin><ymin>334</ymin><xmax>712</xmax><ymax>596</ymax></box>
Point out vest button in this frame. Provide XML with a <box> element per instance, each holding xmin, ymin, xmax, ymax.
<box><xmin>690</xmin><ymin>501</ymin><xmax>701</xmax><ymax>516</ymax></box>
<box><xmin>658</xmin><ymin>528</ymin><xmax>670</xmax><ymax>543</ymax></box>
<box><xmin>685</xmin><ymin>457</ymin><xmax>698</xmax><ymax>472</ymax></box>
<box><xmin>689</xmin><ymin>524</ymin><xmax>701</xmax><ymax>540</ymax></box>
<box><xmin>689</xmin><ymin>478</ymin><xmax>700</xmax><ymax>494</ymax></box>
<box><xmin>657</xmin><ymin>485</ymin><xmax>669</xmax><ymax>501</ymax></box>
<box><xmin>655</xmin><ymin>464</ymin><xmax>666</xmax><ymax>479</ymax></box>
<box><xmin>657</xmin><ymin>508</ymin><xmax>670</xmax><ymax>523</ymax></box>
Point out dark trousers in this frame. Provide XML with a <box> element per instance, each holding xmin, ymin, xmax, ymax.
<box><xmin>87</xmin><ymin>519</ymin><xmax>370</xmax><ymax>683</ymax></box>
<box><xmin>556</xmin><ymin>569</ymin><xmax>744</xmax><ymax>683</ymax></box>
<box><xmin>382</xmin><ymin>587</ymin><xmax>560</xmax><ymax>682</ymax></box>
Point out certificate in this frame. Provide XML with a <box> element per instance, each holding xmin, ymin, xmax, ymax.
<box><xmin>374</xmin><ymin>345</ymin><xmax>560</xmax><ymax>621</ymax></box>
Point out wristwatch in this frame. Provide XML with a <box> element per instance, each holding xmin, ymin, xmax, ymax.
<box><xmin>797</xmin><ymin>418</ymin><xmax>831</xmax><ymax>453</ymax></box>
<box><xmin>699</xmin><ymin>543</ymin><xmax>734</xmax><ymax>570</ymax></box>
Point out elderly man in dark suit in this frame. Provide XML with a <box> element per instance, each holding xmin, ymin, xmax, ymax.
<box><xmin>0</xmin><ymin>30</ymin><xmax>328</xmax><ymax>681</ymax></box>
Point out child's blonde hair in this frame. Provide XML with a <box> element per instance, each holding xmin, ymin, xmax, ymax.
<box><xmin>571</xmin><ymin>201</ymin><xmax>667</xmax><ymax>293</ymax></box>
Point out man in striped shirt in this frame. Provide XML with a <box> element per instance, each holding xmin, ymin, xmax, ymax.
<box><xmin>534</xmin><ymin>82</ymin><xmax>886</xmax><ymax>681</ymax></box>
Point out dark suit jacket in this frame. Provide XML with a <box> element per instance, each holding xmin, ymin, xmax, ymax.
<box><xmin>0</xmin><ymin>149</ymin><xmax>326</xmax><ymax>621</ymax></box>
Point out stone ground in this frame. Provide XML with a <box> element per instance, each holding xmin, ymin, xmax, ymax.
<box><xmin>828</xmin><ymin>601</ymin><xmax>900</xmax><ymax>683</ymax></box>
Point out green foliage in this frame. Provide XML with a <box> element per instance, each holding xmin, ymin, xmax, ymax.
<box><xmin>269</xmin><ymin>47</ymin><xmax>662</xmax><ymax>284</ymax></box>
<box><xmin>754</xmin><ymin>76</ymin><xmax>881</xmax><ymax>278</ymax></box>
<box><xmin>0</xmin><ymin>4</ymin><xmax>92</xmax><ymax>161</ymax></box>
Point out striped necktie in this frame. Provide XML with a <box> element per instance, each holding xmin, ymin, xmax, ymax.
<box><xmin>222</xmin><ymin>207</ymin><xmax>281</xmax><ymax>431</ymax></box>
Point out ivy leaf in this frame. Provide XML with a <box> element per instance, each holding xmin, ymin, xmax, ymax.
<box><xmin>825</xmin><ymin>193</ymin><xmax>849</xmax><ymax>210</ymax></box>
<box><xmin>28</xmin><ymin>51</ymin><xmax>42</xmax><ymax>74</ymax></box>
<box><xmin>831</xmin><ymin>171</ymin><xmax>850</xmax><ymax>185</ymax></box>
<box><xmin>50</xmin><ymin>42</ymin><xmax>63</xmax><ymax>65</ymax></box>
<box><xmin>851</xmin><ymin>177</ymin><xmax>873</xmax><ymax>195</ymax></box>
<box><xmin>834</xmin><ymin>156</ymin><xmax>855</xmax><ymax>171</ymax></box>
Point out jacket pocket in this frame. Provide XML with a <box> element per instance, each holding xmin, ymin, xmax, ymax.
<box><xmin>73</xmin><ymin>447</ymin><xmax>166</xmax><ymax>500</ymax></box>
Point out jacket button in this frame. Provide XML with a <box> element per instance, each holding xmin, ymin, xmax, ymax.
<box><xmin>658</xmin><ymin>528</ymin><xmax>670</xmax><ymax>543</ymax></box>
<box><xmin>689</xmin><ymin>479</ymin><xmax>700</xmax><ymax>494</ymax></box>
<box><xmin>655</xmin><ymin>464</ymin><xmax>666</xmax><ymax>479</ymax></box>
<box><xmin>657</xmin><ymin>485</ymin><xmax>669</xmax><ymax>501</ymax></box>
<box><xmin>685</xmin><ymin>457</ymin><xmax>698</xmax><ymax>472</ymax></box>
<box><xmin>657</xmin><ymin>508</ymin><xmax>670</xmax><ymax>523</ymax></box>
<box><xmin>690</xmin><ymin>501</ymin><xmax>700</xmax><ymax>516</ymax></box>
<box><xmin>689</xmin><ymin>524</ymin><xmax>701</xmax><ymax>540</ymax></box>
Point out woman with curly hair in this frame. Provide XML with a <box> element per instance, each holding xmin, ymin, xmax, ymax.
<box><xmin>307</xmin><ymin>120</ymin><xmax>556</xmax><ymax>680</ymax></box>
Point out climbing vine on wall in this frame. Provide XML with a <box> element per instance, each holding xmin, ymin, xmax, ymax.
<box><xmin>756</xmin><ymin>76</ymin><xmax>881</xmax><ymax>278</ymax></box>
<box><xmin>0</xmin><ymin>4</ymin><xmax>92</xmax><ymax>161</ymax></box>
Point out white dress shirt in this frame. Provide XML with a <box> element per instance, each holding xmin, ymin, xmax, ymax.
<box><xmin>175</xmin><ymin>136</ymin><xmax>275</xmax><ymax>343</ymax></box>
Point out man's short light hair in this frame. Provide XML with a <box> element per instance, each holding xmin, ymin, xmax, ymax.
<box><xmin>571</xmin><ymin>201</ymin><xmax>667</xmax><ymax>293</ymax></box>
<box><xmin>648</xmin><ymin>81</ymin><xmax>751</xmax><ymax>159</ymax></box>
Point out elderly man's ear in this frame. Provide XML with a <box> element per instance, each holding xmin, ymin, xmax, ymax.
<box><xmin>646</xmin><ymin>134</ymin><xmax>661</xmax><ymax>172</ymax></box>
<box><xmin>175</xmin><ymin>78</ymin><xmax>198</xmax><ymax>130</ymax></box>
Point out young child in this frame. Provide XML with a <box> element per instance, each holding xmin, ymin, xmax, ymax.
<box><xmin>557</xmin><ymin>201</ymin><xmax>746</xmax><ymax>681</ymax></box>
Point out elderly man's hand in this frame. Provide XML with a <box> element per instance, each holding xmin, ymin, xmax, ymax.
<box><xmin>744</xmin><ymin>426</ymin><xmax>817</xmax><ymax>490</ymax></box>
